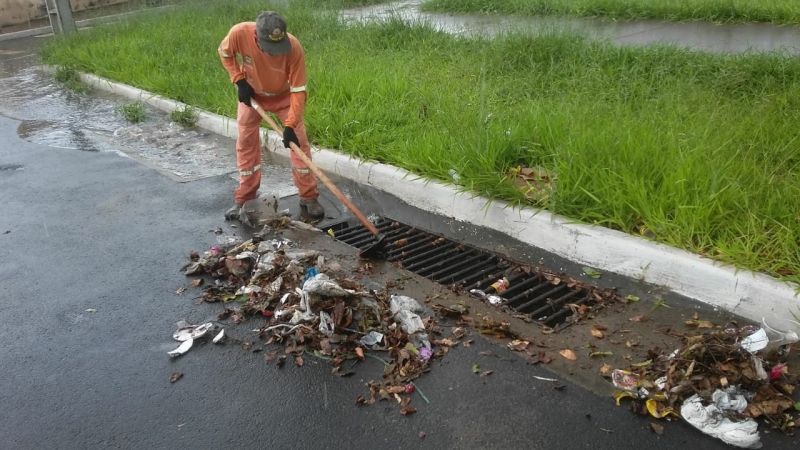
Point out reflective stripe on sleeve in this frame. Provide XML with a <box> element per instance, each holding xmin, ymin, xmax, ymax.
<box><xmin>218</xmin><ymin>47</ymin><xmax>232</xmax><ymax>58</ymax></box>
<box><xmin>290</xmin><ymin>85</ymin><xmax>307</xmax><ymax>93</ymax></box>
<box><xmin>293</xmin><ymin>167</ymin><xmax>311</xmax><ymax>174</ymax></box>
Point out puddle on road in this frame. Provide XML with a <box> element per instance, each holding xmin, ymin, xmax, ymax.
<box><xmin>0</xmin><ymin>64</ymin><xmax>294</xmax><ymax>191</ymax></box>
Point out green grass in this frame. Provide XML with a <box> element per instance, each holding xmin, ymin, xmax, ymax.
<box><xmin>169</xmin><ymin>104</ymin><xmax>198</xmax><ymax>127</ymax></box>
<box><xmin>422</xmin><ymin>0</ymin><xmax>800</xmax><ymax>24</ymax></box>
<box><xmin>38</xmin><ymin>0</ymin><xmax>800</xmax><ymax>283</ymax></box>
<box><xmin>116</xmin><ymin>101</ymin><xmax>146</xmax><ymax>123</ymax></box>
<box><xmin>53</xmin><ymin>65</ymin><xmax>89</xmax><ymax>93</ymax></box>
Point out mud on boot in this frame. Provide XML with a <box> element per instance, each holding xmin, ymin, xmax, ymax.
<box><xmin>299</xmin><ymin>198</ymin><xmax>324</xmax><ymax>220</ymax></box>
<box><xmin>224</xmin><ymin>204</ymin><xmax>242</xmax><ymax>221</ymax></box>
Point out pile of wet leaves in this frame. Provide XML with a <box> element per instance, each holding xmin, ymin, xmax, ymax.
<box><xmin>611</xmin><ymin>319</ymin><xmax>800</xmax><ymax>447</ymax></box>
<box><xmin>179</xmin><ymin>229</ymin><xmax>477</xmax><ymax>413</ymax></box>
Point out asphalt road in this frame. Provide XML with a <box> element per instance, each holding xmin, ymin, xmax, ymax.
<box><xmin>0</xmin><ymin>36</ymin><xmax>795</xmax><ymax>450</ymax></box>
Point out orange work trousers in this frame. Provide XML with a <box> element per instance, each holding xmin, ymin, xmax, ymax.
<box><xmin>234</xmin><ymin>93</ymin><xmax>318</xmax><ymax>204</ymax></box>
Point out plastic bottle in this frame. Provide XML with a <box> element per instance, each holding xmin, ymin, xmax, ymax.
<box><xmin>470</xmin><ymin>277</ymin><xmax>510</xmax><ymax>299</ymax></box>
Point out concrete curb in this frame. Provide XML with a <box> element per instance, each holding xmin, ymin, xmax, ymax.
<box><xmin>77</xmin><ymin>72</ymin><xmax>799</xmax><ymax>323</ymax></box>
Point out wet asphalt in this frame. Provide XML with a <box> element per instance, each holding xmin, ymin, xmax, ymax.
<box><xmin>1</xmin><ymin>25</ymin><xmax>798</xmax><ymax>450</ymax></box>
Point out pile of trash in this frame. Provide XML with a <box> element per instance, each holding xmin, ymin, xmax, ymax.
<box><xmin>612</xmin><ymin>317</ymin><xmax>800</xmax><ymax>448</ymax></box>
<box><xmin>175</xmin><ymin>231</ymin><xmax>459</xmax><ymax>412</ymax></box>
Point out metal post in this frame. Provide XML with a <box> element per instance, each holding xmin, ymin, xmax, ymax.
<box><xmin>46</xmin><ymin>0</ymin><xmax>77</xmax><ymax>35</ymax></box>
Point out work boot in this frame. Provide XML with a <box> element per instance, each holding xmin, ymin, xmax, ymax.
<box><xmin>224</xmin><ymin>203</ymin><xmax>257</xmax><ymax>228</ymax></box>
<box><xmin>224</xmin><ymin>203</ymin><xmax>242</xmax><ymax>220</ymax></box>
<box><xmin>299</xmin><ymin>198</ymin><xmax>325</xmax><ymax>219</ymax></box>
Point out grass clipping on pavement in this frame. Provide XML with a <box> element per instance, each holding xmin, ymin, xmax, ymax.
<box><xmin>422</xmin><ymin>0</ymin><xmax>800</xmax><ymax>25</ymax></box>
<box><xmin>39</xmin><ymin>0</ymin><xmax>800</xmax><ymax>283</ymax></box>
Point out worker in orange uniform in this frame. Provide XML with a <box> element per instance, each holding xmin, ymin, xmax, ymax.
<box><xmin>218</xmin><ymin>11</ymin><xmax>323</xmax><ymax>226</ymax></box>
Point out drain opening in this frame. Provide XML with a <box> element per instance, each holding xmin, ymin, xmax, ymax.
<box><xmin>324</xmin><ymin>218</ymin><xmax>593</xmax><ymax>330</ymax></box>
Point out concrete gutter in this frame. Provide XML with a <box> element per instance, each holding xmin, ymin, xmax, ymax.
<box><xmin>0</xmin><ymin>6</ymin><xmax>176</xmax><ymax>42</ymax></box>
<box><xmin>76</xmin><ymin>70</ymin><xmax>799</xmax><ymax>323</ymax></box>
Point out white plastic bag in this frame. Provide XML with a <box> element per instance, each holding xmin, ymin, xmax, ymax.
<box><xmin>394</xmin><ymin>309</ymin><xmax>425</xmax><ymax>334</ymax></box>
<box><xmin>390</xmin><ymin>294</ymin><xmax>423</xmax><ymax>315</ymax></box>
<box><xmin>681</xmin><ymin>394</ymin><xmax>761</xmax><ymax>449</ymax></box>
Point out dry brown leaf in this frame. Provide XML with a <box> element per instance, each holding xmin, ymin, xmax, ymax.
<box><xmin>264</xmin><ymin>350</ymin><xmax>279</xmax><ymax>361</ymax></box>
<box><xmin>190</xmin><ymin>278</ymin><xmax>203</xmax><ymax>287</ymax></box>
<box><xmin>295</xmin><ymin>355</ymin><xmax>304</xmax><ymax>367</ymax></box>
<box><xmin>175</xmin><ymin>286</ymin><xmax>186</xmax><ymax>295</ymax></box>
<box><xmin>480</xmin><ymin>370</ymin><xmax>494</xmax><ymax>377</ymax></box>
<box><xmin>600</xmin><ymin>363</ymin><xmax>612</xmax><ymax>376</ymax></box>
<box><xmin>629</xmin><ymin>315</ymin><xmax>648</xmax><ymax>323</ymax></box>
<box><xmin>400</xmin><ymin>407</ymin><xmax>417</xmax><ymax>416</ymax></box>
<box><xmin>559</xmin><ymin>349</ymin><xmax>577</xmax><ymax>361</ymax></box>
<box><xmin>169</xmin><ymin>372</ymin><xmax>183</xmax><ymax>383</ymax></box>
<box><xmin>355</xmin><ymin>348</ymin><xmax>365</xmax><ymax>360</ymax></box>
<box><xmin>591</xmin><ymin>327</ymin><xmax>604</xmax><ymax>339</ymax></box>
<box><xmin>650</xmin><ymin>422</ymin><xmax>664</xmax><ymax>435</ymax></box>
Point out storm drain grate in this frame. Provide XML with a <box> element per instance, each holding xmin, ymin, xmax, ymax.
<box><xmin>324</xmin><ymin>218</ymin><xmax>592</xmax><ymax>329</ymax></box>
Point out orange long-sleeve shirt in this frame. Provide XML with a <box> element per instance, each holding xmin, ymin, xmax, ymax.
<box><xmin>218</xmin><ymin>22</ymin><xmax>307</xmax><ymax>128</ymax></box>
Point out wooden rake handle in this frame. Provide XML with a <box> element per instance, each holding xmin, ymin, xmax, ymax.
<box><xmin>250</xmin><ymin>100</ymin><xmax>379</xmax><ymax>236</ymax></box>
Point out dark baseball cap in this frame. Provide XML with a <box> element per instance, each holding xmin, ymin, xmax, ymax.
<box><xmin>256</xmin><ymin>11</ymin><xmax>291</xmax><ymax>55</ymax></box>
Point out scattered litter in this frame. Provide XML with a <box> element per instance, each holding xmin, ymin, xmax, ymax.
<box><xmin>395</xmin><ymin>310</ymin><xmax>425</xmax><ymax>334</ymax></box>
<box><xmin>168</xmin><ymin>339</ymin><xmax>193</xmax><ymax>357</ymax></box>
<box><xmin>650</xmin><ymin>298</ymin><xmax>671</xmax><ymax>311</ymax></box>
<box><xmin>170</xmin><ymin>372</ymin><xmax>183</xmax><ymax>383</ymax></box>
<box><xmin>486</xmin><ymin>295</ymin><xmax>503</xmax><ymax>305</ymax></box>
<box><xmin>176</xmin><ymin>229</ymin><xmax>458</xmax><ymax>414</ymax></box>
<box><xmin>448</xmin><ymin>168</ymin><xmax>461</xmax><ymax>184</ymax></box>
<box><xmin>533</xmin><ymin>376</ymin><xmax>558</xmax><ymax>382</ymax></box>
<box><xmin>582</xmin><ymin>267</ymin><xmax>601</xmax><ymax>279</ymax></box>
<box><xmin>559</xmin><ymin>349</ymin><xmax>577</xmax><ymax>361</ymax></box>
<box><xmin>303</xmin><ymin>273</ymin><xmax>353</xmax><ymax>297</ymax></box>
<box><xmin>360</xmin><ymin>331</ymin><xmax>384</xmax><ymax>346</ymax></box>
<box><xmin>216</xmin><ymin>234</ymin><xmax>243</xmax><ymax>249</ymax></box>
<box><xmin>212</xmin><ymin>329</ymin><xmax>225</xmax><ymax>344</ymax></box>
<box><xmin>681</xmin><ymin>394</ymin><xmax>761</xmax><ymax>449</ymax></box>
<box><xmin>173</xmin><ymin>322</ymin><xmax>212</xmax><ymax>342</ymax></box>
<box><xmin>85</xmin><ymin>308</ymin><xmax>97</xmax><ymax>313</ymax></box>
<box><xmin>390</xmin><ymin>294</ymin><xmax>423</xmax><ymax>314</ymax></box>
<box><xmin>740</xmin><ymin>328</ymin><xmax>769</xmax><ymax>353</ymax></box>
<box><xmin>650</xmin><ymin>422</ymin><xmax>664</xmax><ymax>435</ymax></box>
<box><xmin>612</xmin><ymin>325</ymin><xmax>799</xmax><ymax>445</ymax></box>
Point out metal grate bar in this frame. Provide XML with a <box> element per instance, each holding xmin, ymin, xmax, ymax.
<box><xmin>426</xmin><ymin>253</ymin><xmax>491</xmax><ymax>281</ymax></box>
<box><xmin>387</xmin><ymin>239</ymin><xmax>450</xmax><ymax>262</ymax></box>
<box><xmin>412</xmin><ymin>248</ymin><xmax>473</xmax><ymax>276</ymax></box>
<box><xmin>324</xmin><ymin>217</ymin><xmax>594</xmax><ymax>330</ymax></box>
<box><xmin>402</xmin><ymin>243</ymin><xmax>459</xmax><ymax>268</ymax></box>
<box><xmin>513</xmin><ymin>285</ymin><xmax>570</xmax><ymax>313</ymax></box>
<box><xmin>437</xmin><ymin>256</ymin><xmax>500</xmax><ymax>284</ymax></box>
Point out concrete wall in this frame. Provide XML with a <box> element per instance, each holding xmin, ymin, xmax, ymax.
<box><xmin>0</xmin><ymin>0</ymin><xmax>128</xmax><ymax>27</ymax></box>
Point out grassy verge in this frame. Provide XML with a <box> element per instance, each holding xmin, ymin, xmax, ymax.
<box><xmin>39</xmin><ymin>0</ymin><xmax>800</xmax><ymax>283</ymax></box>
<box><xmin>422</xmin><ymin>0</ymin><xmax>800</xmax><ymax>24</ymax></box>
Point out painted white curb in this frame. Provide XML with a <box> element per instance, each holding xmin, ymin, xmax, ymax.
<box><xmin>78</xmin><ymin>73</ymin><xmax>799</xmax><ymax>323</ymax></box>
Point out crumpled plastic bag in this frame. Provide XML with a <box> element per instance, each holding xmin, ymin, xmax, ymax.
<box><xmin>712</xmin><ymin>388</ymin><xmax>749</xmax><ymax>413</ymax></box>
<box><xmin>319</xmin><ymin>311</ymin><xmax>334</xmax><ymax>337</ymax></box>
<box><xmin>303</xmin><ymin>273</ymin><xmax>353</xmax><ymax>297</ymax></box>
<box><xmin>681</xmin><ymin>394</ymin><xmax>761</xmax><ymax>449</ymax></box>
<box><xmin>390</xmin><ymin>294</ymin><xmax>423</xmax><ymax>315</ymax></box>
<box><xmin>394</xmin><ymin>309</ymin><xmax>425</xmax><ymax>334</ymax></box>
<box><xmin>290</xmin><ymin>288</ymin><xmax>315</xmax><ymax>324</ymax></box>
